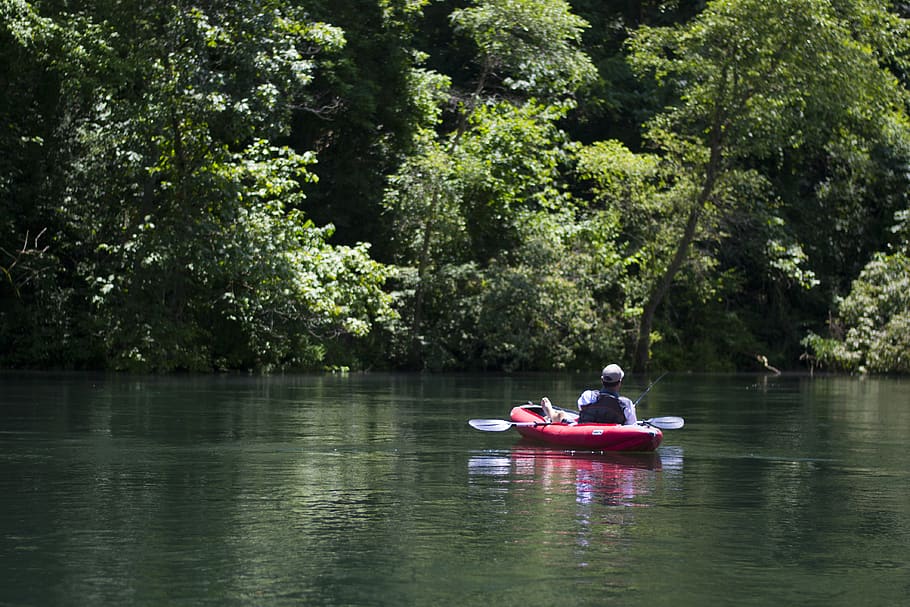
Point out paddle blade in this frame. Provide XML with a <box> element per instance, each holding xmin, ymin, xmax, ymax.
<box><xmin>644</xmin><ymin>416</ymin><xmax>685</xmax><ymax>430</ymax></box>
<box><xmin>468</xmin><ymin>419</ymin><xmax>515</xmax><ymax>432</ymax></box>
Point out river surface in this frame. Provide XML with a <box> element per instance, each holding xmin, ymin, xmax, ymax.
<box><xmin>1</xmin><ymin>371</ymin><xmax>909</xmax><ymax>606</ymax></box>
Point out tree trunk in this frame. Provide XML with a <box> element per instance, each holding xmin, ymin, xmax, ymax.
<box><xmin>633</xmin><ymin>132</ymin><xmax>723</xmax><ymax>372</ymax></box>
<box><xmin>408</xmin><ymin>183</ymin><xmax>440</xmax><ymax>368</ymax></box>
<box><xmin>633</xmin><ymin>204</ymin><xmax>701</xmax><ymax>372</ymax></box>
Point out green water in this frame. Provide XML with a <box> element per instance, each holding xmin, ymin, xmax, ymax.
<box><xmin>1</xmin><ymin>372</ymin><xmax>909</xmax><ymax>606</ymax></box>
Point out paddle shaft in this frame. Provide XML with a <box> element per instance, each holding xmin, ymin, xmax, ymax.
<box><xmin>468</xmin><ymin>419</ymin><xmax>552</xmax><ymax>431</ymax></box>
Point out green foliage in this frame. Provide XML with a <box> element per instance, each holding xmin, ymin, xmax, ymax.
<box><xmin>381</xmin><ymin>0</ymin><xmax>599</xmax><ymax>368</ymax></box>
<box><xmin>475</xmin><ymin>210</ymin><xmax>626</xmax><ymax>371</ymax></box>
<box><xmin>450</xmin><ymin>0</ymin><xmax>598</xmax><ymax>101</ymax></box>
<box><xmin>804</xmin><ymin>253</ymin><xmax>910</xmax><ymax>373</ymax></box>
<box><xmin>1</xmin><ymin>1</ymin><xmax>81</xmax><ymax>365</ymax></box>
<box><xmin>286</xmin><ymin>0</ymin><xmax>431</xmax><ymax>251</ymax></box>
<box><xmin>617</xmin><ymin>0</ymin><xmax>910</xmax><ymax>370</ymax></box>
<box><xmin>85</xmin><ymin>140</ymin><xmax>394</xmax><ymax>371</ymax></box>
<box><xmin>378</xmin><ymin>209</ymin><xmax>627</xmax><ymax>371</ymax></box>
<box><xmin>4</xmin><ymin>0</ymin><xmax>910</xmax><ymax>374</ymax></box>
<box><xmin>577</xmin><ymin>140</ymin><xmax>663</xmax><ymax>208</ymax></box>
<box><xmin>384</xmin><ymin>138</ymin><xmax>467</xmax><ymax>266</ymax></box>
<box><xmin>382</xmin><ymin>97</ymin><xmax>583</xmax><ymax>367</ymax></box>
<box><xmin>0</xmin><ymin>1</ymin><xmax>394</xmax><ymax>371</ymax></box>
<box><xmin>454</xmin><ymin>100</ymin><xmax>575</xmax><ymax>257</ymax></box>
<box><xmin>630</xmin><ymin>0</ymin><xmax>906</xmax><ymax>155</ymax></box>
<box><xmin>629</xmin><ymin>0</ymin><xmax>909</xmax><ymax>180</ymax></box>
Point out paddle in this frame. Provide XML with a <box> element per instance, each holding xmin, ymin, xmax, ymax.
<box><xmin>468</xmin><ymin>419</ymin><xmax>551</xmax><ymax>432</ymax></box>
<box><xmin>639</xmin><ymin>416</ymin><xmax>685</xmax><ymax>430</ymax></box>
<box><xmin>468</xmin><ymin>415</ymin><xmax>684</xmax><ymax>432</ymax></box>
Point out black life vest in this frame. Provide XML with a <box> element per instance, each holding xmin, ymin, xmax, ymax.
<box><xmin>578</xmin><ymin>391</ymin><xmax>626</xmax><ymax>424</ymax></box>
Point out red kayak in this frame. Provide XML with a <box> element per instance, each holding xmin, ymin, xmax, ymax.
<box><xmin>509</xmin><ymin>404</ymin><xmax>663</xmax><ymax>452</ymax></box>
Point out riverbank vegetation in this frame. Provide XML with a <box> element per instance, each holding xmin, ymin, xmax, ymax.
<box><xmin>2</xmin><ymin>0</ymin><xmax>909</xmax><ymax>373</ymax></box>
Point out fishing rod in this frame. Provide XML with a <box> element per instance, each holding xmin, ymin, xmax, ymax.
<box><xmin>633</xmin><ymin>371</ymin><xmax>668</xmax><ymax>406</ymax></box>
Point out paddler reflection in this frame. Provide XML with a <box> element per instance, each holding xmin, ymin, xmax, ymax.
<box><xmin>515</xmin><ymin>446</ymin><xmax>673</xmax><ymax>551</ymax></box>
<box><xmin>467</xmin><ymin>444</ymin><xmax>683</xmax><ymax>506</ymax></box>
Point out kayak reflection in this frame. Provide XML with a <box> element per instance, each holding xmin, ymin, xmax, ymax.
<box><xmin>510</xmin><ymin>444</ymin><xmax>662</xmax><ymax>507</ymax></box>
<box><xmin>468</xmin><ymin>444</ymin><xmax>674</xmax><ymax>507</ymax></box>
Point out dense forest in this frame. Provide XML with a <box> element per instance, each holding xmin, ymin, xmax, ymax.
<box><xmin>2</xmin><ymin>0</ymin><xmax>909</xmax><ymax>373</ymax></box>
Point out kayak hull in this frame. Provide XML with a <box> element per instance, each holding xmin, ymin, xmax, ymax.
<box><xmin>509</xmin><ymin>405</ymin><xmax>662</xmax><ymax>452</ymax></box>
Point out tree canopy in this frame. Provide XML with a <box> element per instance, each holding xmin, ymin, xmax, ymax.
<box><xmin>2</xmin><ymin>0</ymin><xmax>909</xmax><ymax>374</ymax></box>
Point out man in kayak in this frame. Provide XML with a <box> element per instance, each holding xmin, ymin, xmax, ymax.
<box><xmin>540</xmin><ymin>363</ymin><xmax>637</xmax><ymax>425</ymax></box>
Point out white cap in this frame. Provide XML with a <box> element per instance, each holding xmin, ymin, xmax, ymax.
<box><xmin>601</xmin><ymin>364</ymin><xmax>624</xmax><ymax>384</ymax></box>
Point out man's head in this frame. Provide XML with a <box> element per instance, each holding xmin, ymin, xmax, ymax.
<box><xmin>601</xmin><ymin>363</ymin><xmax>624</xmax><ymax>389</ymax></box>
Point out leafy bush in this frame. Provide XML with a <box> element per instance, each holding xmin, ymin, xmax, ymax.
<box><xmin>803</xmin><ymin>253</ymin><xmax>910</xmax><ymax>373</ymax></box>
